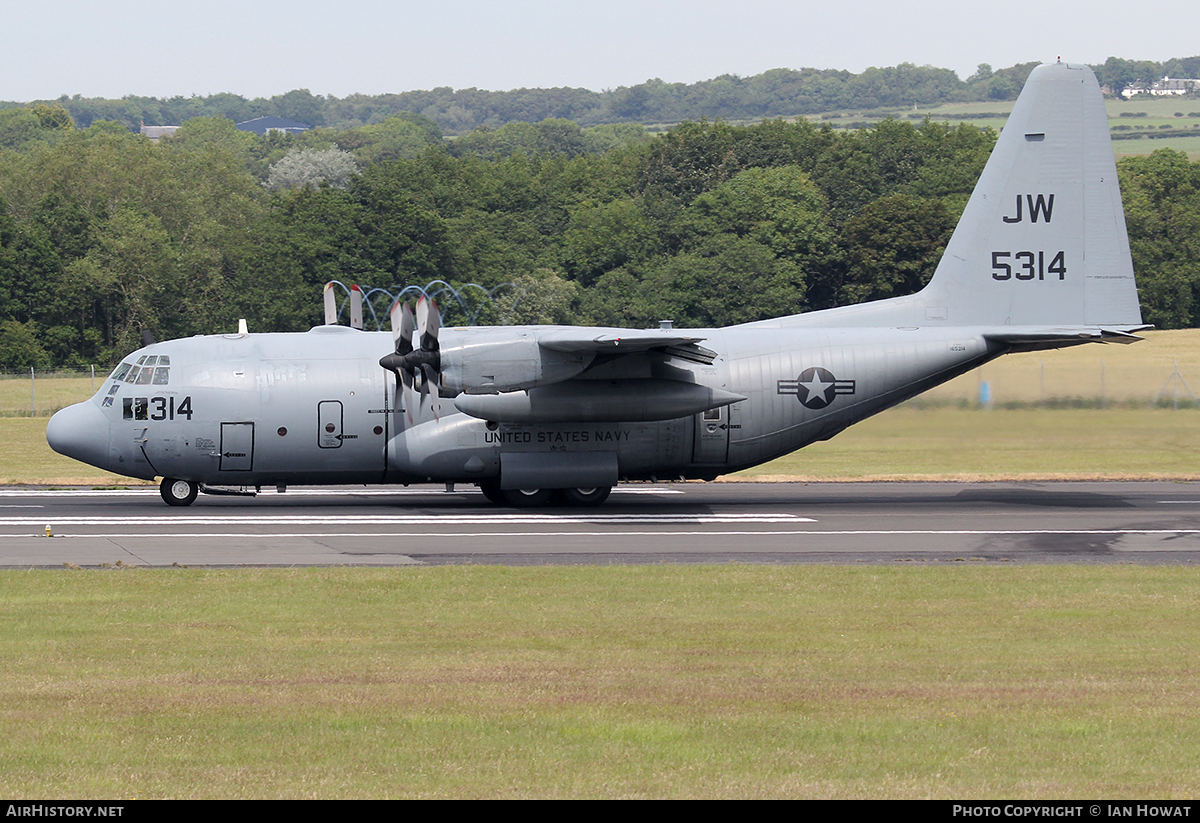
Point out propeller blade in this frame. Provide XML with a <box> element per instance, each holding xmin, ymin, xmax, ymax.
<box><xmin>349</xmin><ymin>284</ymin><xmax>363</xmax><ymax>330</ymax></box>
<box><xmin>323</xmin><ymin>282</ymin><xmax>337</xmax><ymax>325</ymax></box>
<box><xmin>420</xmin><ymin>363</ymin><xmax>441</xmax><ymax>420</ymax></box>
<box><xmin>423</xmin><ymin>297</ymin><xmax>440</xmax><ymax>353</ymax></box>
<box><xmin>399</xmin><ymin>302</ymin><xmax>415</xmax><ymax>355</ymax></box>
<box><xmin>388</xmin><ymin>301</ymin><xmax>413</xmax><ymax>353</ymax></box>
<box><xmin>413</xmin><ymin>296</ymin><xmax>442</xmax><ymax>419</ymax></box>
<box><xmin>415</xmin><ymin>295</ymin><xmax>430</xmax><ymax>344</ymax></box>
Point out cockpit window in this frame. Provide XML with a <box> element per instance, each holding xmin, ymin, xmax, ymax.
<box><xmin>116</xmin><ymin>358</ymin><xmax>171</xmax><ymax>386</ymax></box>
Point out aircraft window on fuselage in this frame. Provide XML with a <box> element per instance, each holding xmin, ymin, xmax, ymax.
<box><xmin>157</xmin><ymin>356</ymin><xmax>170</xmax><ymax>366</ymax></box>
<box><xmin>124</xmin><ymin>366</ymin><xmax>140</xmax><ymax>383</ymax></box>
<box><xmin>144</xmin><ymin>355</ymin><xmax>159</xmax><ymax>366</ymax></box>
<box><xmin>152</xmin><ymin>367</ymin><xmax>170</xmax><ymax>385</ymax></box>
<box><xmin>136</xmin><ymin>356</ymin><xmax>147</xmax><ymax>366</ymax></box>
<box><xmin>111</xmin><ymin>363</ymin><xmax>132</xmax><ymax>382</ymax></box>
<box><xmin>135</xmin><ymin>368</ymin><xmax>153</xmax><ymax>385</ymax></box>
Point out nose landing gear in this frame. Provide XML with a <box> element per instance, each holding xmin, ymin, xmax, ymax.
<box><xmin>160</xmin><ymin>478</ymin><xmax>198</xmax><ymax>507</ymax></box>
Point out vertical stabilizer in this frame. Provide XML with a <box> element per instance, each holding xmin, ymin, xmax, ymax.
<box><xmin>921</xmin><ymin>61</ymin><xmax>1141</xmax><ymax>328</ymax></box>
<box><xmin>770</xmin><ymin>61</ymin><xmax>1144</xmax><ymax>333</ymax></box>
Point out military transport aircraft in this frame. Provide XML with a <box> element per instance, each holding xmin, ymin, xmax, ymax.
<box><xmin>47</xmin><ymin>62</ymin><xmax>1146</xmax><ymax>507</ymax></box>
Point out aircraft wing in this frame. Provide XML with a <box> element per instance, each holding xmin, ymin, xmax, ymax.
<box><xmin>537</xmin><ymin>328</ymin><xmax>718</xmax><ymax>364</ymax></box>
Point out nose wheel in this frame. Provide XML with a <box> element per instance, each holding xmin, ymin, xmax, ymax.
<box><xmin>160</xmin><ymin>478</ymin><xmax>198</xmax><ymax>507</ymax></box>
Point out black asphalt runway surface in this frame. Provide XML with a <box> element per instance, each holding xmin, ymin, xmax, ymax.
<box><xmin>3</xmin><ymin>481</ymin><xmax>1200</xmax><ymax>567</ymax></box>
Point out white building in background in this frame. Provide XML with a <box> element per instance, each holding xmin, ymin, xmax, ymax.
<box><xmin>1135</xmin><ymin>77</ymin><xmax>1200</xmax><ymax>96</ymax></box>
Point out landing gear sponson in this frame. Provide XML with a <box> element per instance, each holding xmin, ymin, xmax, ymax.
<box><xmin>157</xmin><ymin>477</ymin><xmax>609</xmax><ymax>508</ymax></box>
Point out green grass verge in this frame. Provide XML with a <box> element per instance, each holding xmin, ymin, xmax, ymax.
<box><xmin>737</xmin><ymin>407</ymin><xmax>1200</xmax><ymax>480</ymax></box>
<box><xmin>1</xmin><ymin>566</ymin><xmax>1197</xmax><ymax>799</ymax></box>
<box><xmin>0</xmin><ymin>417</ymin><xmax>143</xmax><ymax>485</ymax></box>
<box><xmin>0</xmin><ymin>374</ymin><xmax>100</xmax><ymax>417</ymax></box>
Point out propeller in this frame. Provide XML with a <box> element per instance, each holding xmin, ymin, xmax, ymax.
<box><xmin>379</xmin><ymin>296</ymin><xmax>441</xmax><ymax>423</ymax></box>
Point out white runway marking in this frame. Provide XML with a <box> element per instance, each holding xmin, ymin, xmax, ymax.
<box><xmin>0</xmin><ymin>486</ymin><xmax>685</xmax><ymax>498</ymax></box>
<box><xmin>6</xmin><ymin>528</ymin><xmax>1200</xmax><ymax>541</ymax></box>
<box><xmin>0</xmin><ymin>513</ymin><xmax>810</xmax><ymax>527</ymax></box>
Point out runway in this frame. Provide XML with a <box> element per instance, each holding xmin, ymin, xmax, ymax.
<box><xmin>3</xmin><ymin>480</ymin><xmax>1200</xmax><ymax>567</ymax></box>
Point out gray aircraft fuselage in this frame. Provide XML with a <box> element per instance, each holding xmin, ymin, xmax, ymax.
<box><xmin>48</xmin><ymin>322</ymin><xmax>991</xmax><ymax>489</ymax></box>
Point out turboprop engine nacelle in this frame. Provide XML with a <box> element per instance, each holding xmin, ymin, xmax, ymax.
<box><xmin>437</xmin><ymin>331</ymin><xmax>592</xmax><ymax>395</ymax></box>
<box><xmin>454</xmin><ymin>379</ymin><xmax>747</xmax><ymax>424</ymax></box>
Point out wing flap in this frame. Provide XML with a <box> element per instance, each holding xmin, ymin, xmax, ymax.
<box><xmin>537</xmin><ymin>329</ymin><xmax>717</xmax><ymax>364</ymax></box>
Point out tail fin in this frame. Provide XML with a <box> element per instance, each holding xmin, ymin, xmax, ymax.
<box><xmin>777</xmin><ymin>61</ymin><xmax>1143</xmax><ymax>334</ymax></box>
<box><xmin>921</xmin><ymin>60</ymin><xmax>1142</xmax><ymax>328</ymax></box>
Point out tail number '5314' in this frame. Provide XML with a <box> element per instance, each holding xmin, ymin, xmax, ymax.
<box><xmin>992</xmin><ymin>251</ymin><xmax>1066</xmax><ymax>281</ymax></box>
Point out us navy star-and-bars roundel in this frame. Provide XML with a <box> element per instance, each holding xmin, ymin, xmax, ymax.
<box><xmin>777</xmin><ymin>367</ymin><xmax>856</xmax><ymax>410</ymax></box>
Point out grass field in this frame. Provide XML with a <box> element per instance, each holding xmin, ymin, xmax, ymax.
<box><xmin>794</xmin><ymin>96</ymin><xmax>1200</xmax><ymax>159</ymax></box>
<box><xmin>736</xmin><ymin>407</ymin><xmax>1200</xmax><ymax>481</ymax></box>
<box><xmin>1</xmin><ymin>566</ymin><xmax>1197</xmax><ymax>799</ymax></box>
<box><xmin>0</xmin><ymin>371</ymin><xmax>101</xmax><ymax>417</ymax></box>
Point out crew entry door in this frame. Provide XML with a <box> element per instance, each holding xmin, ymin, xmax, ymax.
<box><xmin>219</xmin><ymin>422</ymin><xmax>254</xmax><ymax>471</ymax></box>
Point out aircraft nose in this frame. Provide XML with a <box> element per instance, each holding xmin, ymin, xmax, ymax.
<box><xmin>46</xmin><ymin>401</ymin><xmax>112</xmax><ymax>470</ymax></box>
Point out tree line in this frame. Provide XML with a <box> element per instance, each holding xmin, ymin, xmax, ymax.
<box><xmin>0</xmin><ymin>92</ymin><xmax>1197</xmax><ymax>370</ymax></box>
<box><xmin>2</xmin><ymin>54</ymin><xmax>1194</xmax><ymax>138</ymax></box>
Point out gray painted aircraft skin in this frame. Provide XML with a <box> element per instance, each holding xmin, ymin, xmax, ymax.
<box><xmin>47</xmin><ymin>63</ymin><xmax>1147</xmax><ymax>507</ymax></box>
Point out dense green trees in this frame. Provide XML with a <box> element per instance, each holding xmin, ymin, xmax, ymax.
<box><xmin>1118</xmin><ymin>149</ymin><xmax>1200</xmax><ymax>329</ymax></box>
<box><xmin>0</xmin><ymin>120</ymin><xmax>264</xmax><ymax>363</ymax></box>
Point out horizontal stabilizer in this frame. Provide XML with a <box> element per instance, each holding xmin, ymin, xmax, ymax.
<box><xmin>983</xmin><ymin>325</ymin><xmax>1151</xmax><ymax>352</ymax></box>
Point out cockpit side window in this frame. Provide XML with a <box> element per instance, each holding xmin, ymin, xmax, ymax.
<box><xmin>111</xmin><ymin>363</ymin><xmax>132</xmax><ymax>382</ymax></box>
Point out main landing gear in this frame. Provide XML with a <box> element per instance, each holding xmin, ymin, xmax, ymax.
<box><xmin>160</xmin><ymin>477</ymin><xmax>198</xmax><ymax>507</ymax></box>
<box><xmin>478</xmin><ymin>481</ymin><xmax>611</xmax><ymax>508</ymax></box>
